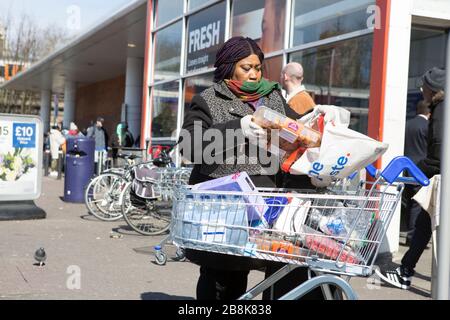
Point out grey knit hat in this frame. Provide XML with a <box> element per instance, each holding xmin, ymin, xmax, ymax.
<box><xmin>422</xmin><ymin>67</ymin><xmax>446</xmax><ymax>92</ymax></box>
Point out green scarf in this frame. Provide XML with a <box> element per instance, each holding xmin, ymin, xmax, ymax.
<box><xmin>225</xmin><ymin>78</ymin><xmax>281</xmax><ymax>102</ymax></box>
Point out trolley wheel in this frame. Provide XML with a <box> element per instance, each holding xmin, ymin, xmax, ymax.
<box><xmin>175</xmin><ymin>247</ymin><xmax>186</xmax><ymax>262</ymax></box>
<box><xmin>85</xmin><ymin>172</ymin><xmax>126</xmax><ymax>221</ymax></box>
<box><xmin>155</xmin><ymin>251</ymin><xmax>167</xmax><ymax>266</ymax></box>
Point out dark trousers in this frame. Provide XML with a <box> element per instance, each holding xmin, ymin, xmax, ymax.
<box><xmin>196</xmin><ymin>266</ymin><xmax>249</xmax><ymax>300</ymax></box>
<box><xmin>403</xmin><ymin>185</ymin><xmax>422</xmax><ymax>241</ymax></box>
<box><xmin>196</xmin><ymin>265</ymin><xmax>328</xmax><ymax>300</ymax></box>
<box><xmin>401</xmin><ymin>208</ymin><xmax>432</xmax><ymax>272</ymax></box>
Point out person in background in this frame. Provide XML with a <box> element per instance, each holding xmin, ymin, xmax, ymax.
<box><xmin>87</xmin><ymin>117</ymin><xmax>109</xmax><ymax>173</ymax></box>
<box><xmin>280</xmin><ymin>62</ymin><xmax>316</xmax><ymax>115</ymax></box>
<box><xmin>377</xmin><ymin>67</ymin><xmax>445</xmax><ymax>290</ymax></box>
<box><xmin>68</xmin><ymin>122</ymin><xmax>84</xmax><ymax>137</ymax></box>
<box><xmin>402</xmin><ymin>100</ymin><xmax>430</xmax><ymax>244</ymax></box>
<box><xmin>134</xmin><ymin>134</ymin><xmax>141</xmax><ymax>148</ymax></box>
<box><xmin>279</xmin><ymin>62</ymin><xmax>317</xmax><ymax>190</ymax></box>
<box><xmin>48</xmin><ymin>125</ymin><xmax>66</xmax><ymax>177</ymax></box>
<box><xmin>86</xmin><ymin>120</ymin><xmax>95</xmax><ymax>137</ymax></box>
<box><xmin>111</xmin><ymin>122</ymin><xmax>134</xmax><ymax>165</ymax></box>
<box><xmin>117</xmin><ymin>122</ymin><xmax>134</xmax><ymax>148</ymax></box>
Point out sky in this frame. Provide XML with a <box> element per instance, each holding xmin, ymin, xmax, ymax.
<box><xmin>0</xmin><ymin>0</ymin><xmax>140</xmax><ymax>37</ymax></box>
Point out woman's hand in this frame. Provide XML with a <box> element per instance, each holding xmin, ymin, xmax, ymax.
<box><xmin>241</xmin><ymin>115</ymin><xmax>268</xmax><ymax>147</ymax></box>
<box><xmin>298</xmin><ymin>105</ymin><xmax>350</xmax><ymax>127</ymax></box>
<box><xmin>241</xmin><ymin>115</ymin><xmax>266</xmax><ymax>139</ymax></box>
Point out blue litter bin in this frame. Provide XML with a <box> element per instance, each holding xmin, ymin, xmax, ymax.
<box><xmin>64</xmin><ymin>137</ymin><xmax>95</xmax><ymax>203</ymax></box>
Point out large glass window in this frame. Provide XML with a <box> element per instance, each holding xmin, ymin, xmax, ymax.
<box><xmin>406</xmin><ymin>27</ymin><xmax>447</xmax><ymax>119</ymax></box>
<box><xmin>186</xmin><ymin>2</ymin><xmax>226</xmax><ymax>73</ymax></box>
<box><xmin>155</xmin><ymin>0</ymin><xmax>183</xmax><ymax>27</ymax></box>
<box><xmin>232</xmin><ymin>0</ymin><xmax>286</xmax><ymax>54</ymax></box>
<box><xmin>151</xmin><ymin>81</ymin><xmax>180</xmax><ymax>138</ymax></box>
<box><xmin>153</xmin><ymin>21</ymin><xmax>183</xmax><ymax>82</ymax></box>
<box><xmin>147</xmin><ymin>0</ymin><xmax>376</xmax><ymax>140</ymax></box>
<box><xmin>188</xmin><ymin>0</ymin><xmax>215</xmax><ymax>11</ymax></box>
<box><xmin>292</xmin><ymin>0</ymin><xmax>374</xmax><ymax>46</ymax></box>
<box><xmin>289</xmin><ymin>35</ymin><xmax>373</xmax><ymax>133</ymax></box>
<box><xmin>184</xmin><ymin>73</ymin><xmax>214</xmax><ymax>115</ymax></box>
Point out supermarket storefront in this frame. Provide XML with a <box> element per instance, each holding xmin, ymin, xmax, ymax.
<box><xmin>1</xmin><ymin>0</ymin><xmax>449</xmax><ymax>253</ymax></box>
<box><xmin>144</xmin><ymin>0</ymin><xmax>375</xmax><ymax>146</ymax></box>
<box><xmin>141</xmin><ymin>0</ymin><xmax>450</xmax><ymax>252</ymax></box>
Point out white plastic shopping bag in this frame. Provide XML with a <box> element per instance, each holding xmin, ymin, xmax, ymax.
<box><xmin>299</xmin><ymin>105</ymin><xmax>351</xmax><ymax>128</ymax></box>
<box><xmin>290</xmin><ymin>123</ymin><xmax>388</xmax><ymax>183</ymax></box>
<box><xmin>413</xmin><ymin>174</ymin><xmax>441</xmax><ymax>230</ymax></box>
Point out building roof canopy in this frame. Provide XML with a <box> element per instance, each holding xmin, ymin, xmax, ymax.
<box><xmin>0</xmin><ymin>0</ymin><xmax>147</xmax><ymax>93</ymax></box>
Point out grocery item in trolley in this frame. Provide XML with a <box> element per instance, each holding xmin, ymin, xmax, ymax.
<box><xmin>263</xmin><ymin>196</ymin><xmax>289</xmax><ymax>226</ymax></box>
<box><xmin>316</xmin><ymin>201</ymin><xmax>375</xmax><ymax>249</ymax></box>
<box><xmin>191</xmin><ymin>172</ymin><xmax>269</xmax><ymax>224</ymax></box>
<box><xmin>244</xmin><ymin>236</ymin><xmax>308</xmax><ymax>261</ymax></box>
<box><xmin>252</xmin><ymin>107</ymin><xmax>322</xmax><ymax>161</ymax></box>
<box><xmin>272</xmin><ymin>196</ymin><xmax>311</xmax><ymax>235</ymax></box>
<box><xmin>173</xmin><ymin>193</ymin><xmax>249</xmax><ymax>254</ymax></box>
<box><xmin>300</xmin><ymin>225</ymin><xmax>360</xmax><ymax>264</ymax></box>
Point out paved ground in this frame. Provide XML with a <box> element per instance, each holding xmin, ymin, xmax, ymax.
<box><xmin>0</xmin><ymin>177</ymin><xmax>433</xmax><ymax>300</ymax></box>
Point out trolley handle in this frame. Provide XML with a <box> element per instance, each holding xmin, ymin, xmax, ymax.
<box><xmin>365</xmin><ymin>156</ymin><xmax>429</xmax><ymax>186</ymax></box>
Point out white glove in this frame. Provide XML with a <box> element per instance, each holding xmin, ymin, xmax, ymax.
<box><xmin>241</xmin><ymin>115</ymin><xmax>267</xmax><ymax>147</ymax></box>
<box><xmin>314</xmin><ymin>105</ymin><xmax>351</xmax><ymax>126</ymax></box>
<box><xmin>298</xmin><ymin>105</ymin><xmax>350</xmax><ymax>127</ymax></box>
<box><xmin>241</xmin><ymin>115</ymin><xmax>266</xmax><ymax>138</ymax></box>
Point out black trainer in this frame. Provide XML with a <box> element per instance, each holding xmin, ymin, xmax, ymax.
<box><xmin>375</xmin><ymin>267</ymin><xmax>412</xmax><ymax>290</ymax></box>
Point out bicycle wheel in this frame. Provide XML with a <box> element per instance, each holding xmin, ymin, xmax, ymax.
<box><xmin>85</xmin><ymin>172</ymin><xmax>127</xmax><ymax>221</ymax></box>
<box><xmin>121</xmin><ymin>182</ymin><xmax>172</xmax><ymax>236</ymax></box>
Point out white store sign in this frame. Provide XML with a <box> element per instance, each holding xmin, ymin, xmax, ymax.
<box><xmin>0</xmin><ymin>114</ymin><xmax>42</xmax><ymax>201</ymax></box>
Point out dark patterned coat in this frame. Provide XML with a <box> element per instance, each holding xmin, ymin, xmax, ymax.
<box><xmin>178</xmin><ymin>81</ymin><xmax>302</xmax><ymax>271</ymax></box>
<box><xmin>180</xmin><ymin>80</ymin><xmax>300</xmax><ymax>186</ymax></box>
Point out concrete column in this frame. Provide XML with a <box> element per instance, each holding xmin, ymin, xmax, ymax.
<box><xmin>63</xmin><ymin>81</ymin><xmax>77</xmax><ymax>129</ymax></box>
<box><xmin>40</xmin><ymin>89</ymin><xmax>51</xmax><ymax>134</ymax></box>
<box><xmin>379</xmin><ymin>0</ymin><xmax>413</xmax><ymax>254</ymax></box>
<box><xmin>124</xmin><ymin>57</ymin><xmax>144</xmax><ymax>145</ymax></box>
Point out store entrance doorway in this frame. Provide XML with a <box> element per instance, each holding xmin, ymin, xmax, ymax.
<box><xmin>400</xmin><ymin>23</ymin><xmax>448</xmax><ymax>240</ymax></box>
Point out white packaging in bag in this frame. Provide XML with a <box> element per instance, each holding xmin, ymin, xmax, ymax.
<box><xmin>290</xmin><ymin>123</ymin><xmax>388</xmax><ymax>181</ymax></box>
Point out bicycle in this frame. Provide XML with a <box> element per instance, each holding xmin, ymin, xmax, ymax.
<box><xmin>119</xmin><ymin>146</ymin><xmax>191</xmax><ymax>236</ymax></box>
<box><xmin>84</xmin><ymin>154</ymin><xmax>140</xmax><ymax>221</ymax></box>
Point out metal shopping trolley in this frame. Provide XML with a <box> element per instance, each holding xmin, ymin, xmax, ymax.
<box><xmin>167</xmin><ymin>156</ymin><xmax>429</xmax><ymax>300</ymax></box>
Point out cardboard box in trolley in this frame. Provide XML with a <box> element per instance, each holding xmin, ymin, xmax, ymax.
<box><xmin>191</xmin><ymin>172</ymin><xmax>269</xmax><ymax>223</ymax></box>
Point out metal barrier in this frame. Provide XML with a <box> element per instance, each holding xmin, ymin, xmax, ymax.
<box><xmin>57</xmin><ymin>150</ymin><xmax>64</xmax><ymax>180</ymax></box>
<box><xmin>43</xmin><ymin>150</ymin><xmax>51</xmax><ymax>177</ymax></box>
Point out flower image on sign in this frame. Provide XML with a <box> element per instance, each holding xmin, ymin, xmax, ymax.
<box><xmin>0</xmin><ymin>115</ymin><xmax>42</xmax><ymax>201</ymax></box>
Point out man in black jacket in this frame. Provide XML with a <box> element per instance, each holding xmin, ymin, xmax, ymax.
<box><xmin>402</xmin><ymin>100</ymin><xmax>430</xmax><ymax>243</ymax></box>
<box><xmin>377</xmin><ymin>67</ymin><xmax>445</xmax><ymax>290</ymax></box>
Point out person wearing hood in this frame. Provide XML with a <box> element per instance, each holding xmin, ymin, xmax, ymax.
<box><xmin>116</xmin><ymin>122</ymin><xmax>134</xmax><ymax>148</ymax></box>
<box><xmin>377</xmin><ymin>67</ymin><xmax>446</xmax><ymax>290</ymax></box>
<box><xmin>68</xmin><ymin>122</ymin><xmax>83</xmax><ymax>137</ymax></box>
